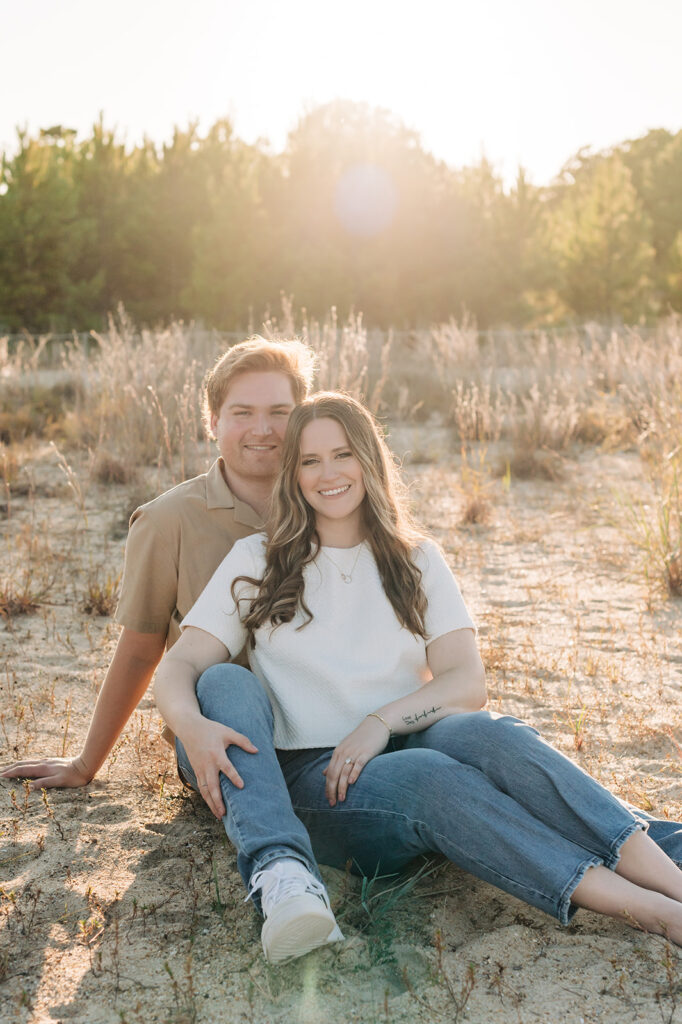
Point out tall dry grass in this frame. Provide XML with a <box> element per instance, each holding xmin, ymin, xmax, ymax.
<box><xmin>2</xmin><ymin>306</ymin><xmax>681</xmax><ymax>599</ymax></box>
<box><xmin>4</xmin><ymin>310</ymin><xmax>680</xmax><ymax>455</ymax></box>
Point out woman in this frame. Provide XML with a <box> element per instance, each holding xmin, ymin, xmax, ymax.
<box><xmin>155</xmin><ymin>393</ymin><xmax>682</xmax><ymax>965</ymax></box>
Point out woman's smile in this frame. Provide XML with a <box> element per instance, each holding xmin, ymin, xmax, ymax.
<box><xmin>319</xmin><ymin>483</ymin><xmax>352</xmax><ymax>497</ymax></box>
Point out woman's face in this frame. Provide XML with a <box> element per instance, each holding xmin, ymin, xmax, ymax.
<box><xmin>297</xmin><ymin>417</ymin><xmax>366</xmax><ymax>537</ymax></box>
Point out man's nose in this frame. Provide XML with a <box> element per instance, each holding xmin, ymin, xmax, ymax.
<box><xmin>253</xmin><ymin>414</ymin><xmax>273</xmax><ymax>435</ymax></box>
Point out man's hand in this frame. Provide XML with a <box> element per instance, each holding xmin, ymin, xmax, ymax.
<box><xmin>1</xmin><ymin>755</ymin><xmax>93</xmax><ymax>790</ymax></box>
<box><xmin>322</xmin><ymin>717</ymin><xmax>390</xmax><ymax>807</ymax></box>
<box><xmin>181</xmin><ymin>718</ymin><xmax>258</xmax><ymax>819</ymax></box>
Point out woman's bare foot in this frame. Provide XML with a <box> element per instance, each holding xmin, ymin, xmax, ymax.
<box><xmin>572</xmin><ymin>865</ymin><xmax>682</xmax><ymax>945</ymax></box>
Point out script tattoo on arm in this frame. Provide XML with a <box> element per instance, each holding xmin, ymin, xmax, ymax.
<box><xmin>402</xmin><ymin>705</ymin><xmax>442</xmax><ymax>728</ymax></box>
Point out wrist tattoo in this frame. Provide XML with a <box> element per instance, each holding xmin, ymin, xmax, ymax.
<box><xmin>402</xmin><ymin>705</ymin><xmax>442</xmax><ymax>727</ymax></box>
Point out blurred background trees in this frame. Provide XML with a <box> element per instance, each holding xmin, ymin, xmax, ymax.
<box><xmin>0</xmin><ymin>103</ymin><xmax>679</xmax><ymax>332</ymax></box>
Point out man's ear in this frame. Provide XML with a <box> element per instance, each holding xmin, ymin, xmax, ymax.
<box><xmin>210</xmin><ymin>412</ymin><xmax>218</xmax><ymax>438</ymax></box>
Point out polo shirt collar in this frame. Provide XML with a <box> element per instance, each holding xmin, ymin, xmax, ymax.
<box><xmin>205</xmin><ymin>458</ymin><xmax>264</xmax><ymax>528</ymax></box>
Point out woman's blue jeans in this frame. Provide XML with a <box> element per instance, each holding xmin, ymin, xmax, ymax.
<box><xmin>176</xmin><ymin>664</ymin><xmax>682</xmax><ymax>925</ymax></box>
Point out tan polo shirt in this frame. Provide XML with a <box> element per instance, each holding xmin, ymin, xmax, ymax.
<box><xmin>115</xmin><ymin>458</ymin><xmax>263</xmax><ymax>649</ymax></box>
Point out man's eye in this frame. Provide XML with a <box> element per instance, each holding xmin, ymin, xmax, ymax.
<box><xmin>273</xmin><ymin>410</ymin><xmax>290</xmax><ymax>416</ymax></box>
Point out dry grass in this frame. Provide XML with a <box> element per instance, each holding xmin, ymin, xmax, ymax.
<box><xmin>499</xmin><ymin>446</ymin><xmax>566</xmax><ymax>482</ymax></box>
<box><xmin>619</xmin><ymin>453</ymin><xmax>682</xmax><ymax>598</ymax></box>
<box><xmin>82</xmin><ymin>569</ymin><xmax>121</xmax><ymax>617</ymax></box>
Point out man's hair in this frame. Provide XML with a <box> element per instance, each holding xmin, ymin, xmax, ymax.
<box><xmin>203</xmin><ymin>335</ymin><xmax>316</xmax><ymax>437</ymax></box>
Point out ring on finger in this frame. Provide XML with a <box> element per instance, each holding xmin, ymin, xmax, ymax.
<box><xmin>344</xmin><ymin>757</ymin><xmax>354</xmax><ymax>766</ymax></box>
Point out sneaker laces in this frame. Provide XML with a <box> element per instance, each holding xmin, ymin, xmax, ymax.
<box><xmin>245</xmin><ymin>861</ymin><xmax>331</xmax><ymax>916</ymax></box>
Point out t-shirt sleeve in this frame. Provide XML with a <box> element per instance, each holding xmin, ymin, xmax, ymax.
<box><xmin>416</xmin><ymin>539</ymin><xmax>476</xmax><ymax>644</ymax></box>
<box><xmin>180</xmin><ymin>538</ymin><xmax>260</xmax><ymax>655</ymax></box>
<box><xmin>114</xmin><ymin>504</ymin><xmax>179</xmax><ymax>634</ymax></box>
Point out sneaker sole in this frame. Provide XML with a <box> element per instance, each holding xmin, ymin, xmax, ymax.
<box><xmin>261</xmin><ymin>894</ymin><xmax>344</xmax><ymax>964</ymax></box>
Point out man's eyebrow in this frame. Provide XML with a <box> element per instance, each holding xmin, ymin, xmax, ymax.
<box><xmin>227</xmin><ymin>402</ymin><xmax>294</xmax><ymax>410</ymax></box>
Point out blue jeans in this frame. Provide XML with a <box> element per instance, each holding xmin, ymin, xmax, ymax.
<box><xmin>178</xmin><ymin>664</ymin><xmax>682</xmax><ymax>925</ymax></box>
<box><xmin>175</xmin><ymin>665</ymin><xmax>323</xmax><ymax>912</ymax></box>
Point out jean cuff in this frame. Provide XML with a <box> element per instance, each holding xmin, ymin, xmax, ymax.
<box><xmin>557</xmin><ymin>854</ymin><xmax>603</xmax><ymax>925</ymax></box>
<box><xmin>604</xmin><ymin>818</ymin><xmax>648</xmax><ymax>871</ymax></box>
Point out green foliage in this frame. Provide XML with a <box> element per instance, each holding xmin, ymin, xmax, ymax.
<box><xmin>0</xmin><ymin>109</ymin><xmax>680</xmax><ymax>331</ymax></box>
<box><xmin>548</xmin><ymin>155</ymin><xmax>655</xmax><ymax>320</ymax></box>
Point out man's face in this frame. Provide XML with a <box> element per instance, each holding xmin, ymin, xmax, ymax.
<box><xmin>211</xmin><ymin>371</ymin><xmax>296</xmax><ymax>483</ymax></box>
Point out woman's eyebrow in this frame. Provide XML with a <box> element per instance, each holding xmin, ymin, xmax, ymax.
<box><xmin>300</xmin><ymin>446</ymin><xmax>349</xmax><ymax>457</ymax></box>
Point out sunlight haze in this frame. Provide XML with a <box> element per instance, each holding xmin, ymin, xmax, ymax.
<box><xmin>4</xmin><ymin>0</ymin><xmax>682</xmax><ymax>185</ymax></box>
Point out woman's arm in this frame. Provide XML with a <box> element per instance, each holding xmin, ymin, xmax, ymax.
<box><xmin>324</xmin><ymin>629</ymin><xmax>486</xmax><ymax>805</ymax></box>
<box><xmin>154</xmin><ymin>626</ymin><xmax>258</xmax><ymax>818</ymax></box>
<box><xmin>378</xmin><ymin>628</ymin><xmax>487</xmax><ymax>733</ymax></box>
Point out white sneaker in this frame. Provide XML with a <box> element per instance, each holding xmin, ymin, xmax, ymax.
<box><xmin>246</xmin><ymin>859</ymin><xmax>344</xmax><ymax>964</ymax></box>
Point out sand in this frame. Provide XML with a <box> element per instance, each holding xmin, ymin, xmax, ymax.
<box><xmin>1</xmin><ymin>436</ymin><xmax>681</xmax><ymax>1024</ymax></box>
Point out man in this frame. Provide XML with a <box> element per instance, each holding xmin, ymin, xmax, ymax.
<box><xmin>2</xmin><ymin>336</ymin><xmax>344</xmax><ymax>963</ymax></box>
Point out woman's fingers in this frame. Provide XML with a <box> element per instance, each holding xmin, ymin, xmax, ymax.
<box><xmin>198</xmin><ymin>772</ymin><xmax>225</xmax><ymax>819</ymax></box>
<box><xmin>338</xmin><ymin>755</ymin><xmax>367</xmax><ymax>802</ymax></box>
<box><xmin>336</xmin><ymin>760</ymin><xmax>354</xmax><ymax>803</ymax></box>
<box><xmin>226</xmin><ymin>729</ymin><xmax>258</xmax><ymax>754</ymax></box>
<box><xmin>323</xmin><ymin>719</ymin><xmax>389</xmax><ymax>805</ymax></box>
<box><xmin>218</xmin><ymin>751</ymin><xmax>244</xmax><ymax>791</ymax></box>
<box><xmin>191</xmin><ymin>744</ymin><xmax>252</xmax><ymax>818</ymax></box>
<box><xmin>347</xmin><ymin>756</ymin><xmax>366</xmax><ymax>786</ymax></box>
<box><xmin>324</xmin><ymin>752</ymin><xmax>362</xmax><ymax>805</ymax></box>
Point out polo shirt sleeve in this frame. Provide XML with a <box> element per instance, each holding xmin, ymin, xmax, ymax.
<box><xmin>180</xmin><ymin>538</ymin><xmax>259</xmax><ymax>657</ymax></box>
<box><xmin>115</xmin><ymin>504</ymin><xmax>180</xmax><ymax>635</ymax></box>
<box><xmin>416</xmin><ymin>539</ymin><xmax>476</xmax><ymax>644</ymax></box>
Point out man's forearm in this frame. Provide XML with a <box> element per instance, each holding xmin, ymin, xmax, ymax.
<box><xmin>79</xmin><ymin>628</ymin><xmax>167</xmax><ymax>777</ymax></box>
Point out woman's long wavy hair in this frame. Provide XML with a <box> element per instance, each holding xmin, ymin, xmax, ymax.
<box><xmin>234</xmin><ymin>392</ymin><xmax>428</xmax><ymax>642</ymax></box>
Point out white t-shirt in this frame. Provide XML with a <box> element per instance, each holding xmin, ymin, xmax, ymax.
<box><xmin>182</xmin><ymin>534</ymin><xmax>475</xmax><ymax>748</ymax></box>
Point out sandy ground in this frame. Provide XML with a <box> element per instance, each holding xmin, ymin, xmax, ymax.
<box><xmin>1</xmin><ymin>433</ymin><xmax>681</xmax><ymax>1024</ymax></box>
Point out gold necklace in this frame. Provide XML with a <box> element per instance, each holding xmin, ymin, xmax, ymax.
<box><xmin>321</xmin><ymin>543</ymin><xmax>364</xmax><ymax>584</ymax></box>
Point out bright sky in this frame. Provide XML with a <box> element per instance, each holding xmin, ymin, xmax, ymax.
<box><xmin>4</xmin><ymin>0</ymin><xmax>681</xmax><ymax>187</ymax></box>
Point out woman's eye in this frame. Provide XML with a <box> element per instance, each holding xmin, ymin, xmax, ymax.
<box><xmin>336</xmin><ymin>451</ymin><xmax>352</xmax><ymax>459</ymax></box>
<box><xmin>301</xmin><ymin>458</ymin><xmax>318</xmax><ymax>466</ymax></box>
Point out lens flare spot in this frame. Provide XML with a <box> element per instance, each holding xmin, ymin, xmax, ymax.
<box><xmin>333</xmin><ymin>164</ymin><xmax>397</xmax><ymax>237</ymax></box>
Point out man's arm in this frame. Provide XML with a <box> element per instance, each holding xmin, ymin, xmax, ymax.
<box><xmin>1</xmin><ymin>627</ymin><xmax>166</xmax><ymax>789</ymax></box>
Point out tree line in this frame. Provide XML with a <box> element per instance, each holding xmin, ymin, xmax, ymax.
<box><xmin>1</xmin><ymin>101</ymin><xmax>680</xmax><ymax>333</ymax></box>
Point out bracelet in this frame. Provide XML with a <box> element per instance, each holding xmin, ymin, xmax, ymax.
<box><xmin>366</xmin><ymin>712</ymin><xmax>392</xmax><ymax>737</ymax></box>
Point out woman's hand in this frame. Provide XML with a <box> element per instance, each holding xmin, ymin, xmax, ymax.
<box><xmin>180</xmin><ymin>717</ymin><xmax>258</xmax><ymax>819</ymax></box>
<box><xmin>322</xmin><ymin>717</ymin><xmax>390</xmax><ymax>806</ymax></box>
<box><xmin>1</xmin><ymin>755</ymin><xmax>93</xmax><ymax>790</ymax></box>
